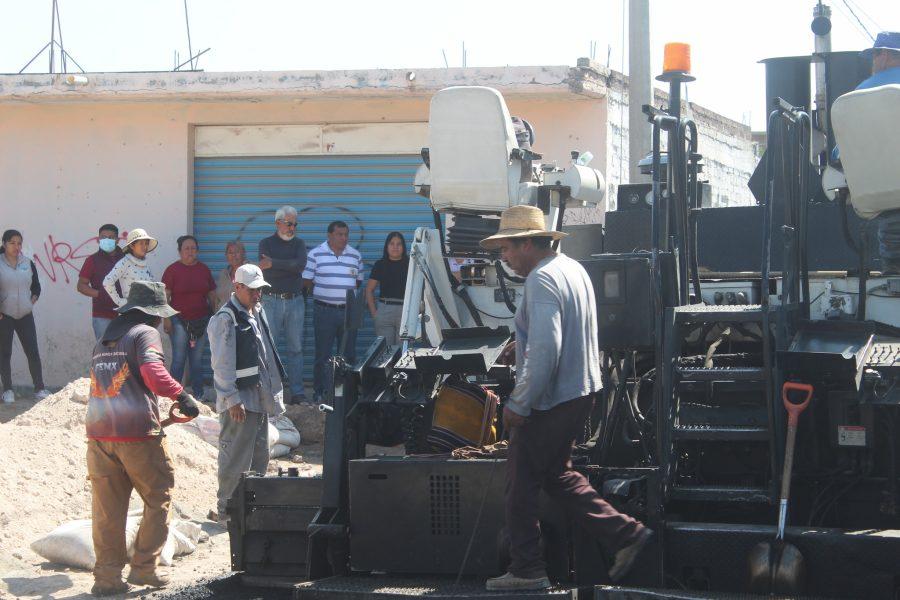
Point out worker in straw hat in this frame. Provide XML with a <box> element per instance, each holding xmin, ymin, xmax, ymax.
<box><xmin>480</xmin><ymin>205</ymin><xmax>652</xmax><ymax>591</ymax></box>
<box><xmin>103</xmin><ymin>228</ymin><xmax>159</xmax><ymax>309</ymax></box>
<box><xmin>86</xmin><ymin>281</ymin><xmax>200</xmax><ymax>595</ymax></box>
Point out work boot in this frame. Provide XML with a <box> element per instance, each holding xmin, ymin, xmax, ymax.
<box><xmin>127</xmin><ymin>569</ymin><xmax>170</xmax><ymax>588</ymax></box>
<box><xmin>608</xmin><ymin>527</ymin><xmax>654</xmax><ymax>582</ymax></box>
<box><xmin>90</xmin><ymin>579</ymin><xmax>129</xmax><ymax>596</ymax></box>
<box><xmin>485</xmin><ymin>571</ymin><xmax>551</xmax><ymax>591</ymax></box>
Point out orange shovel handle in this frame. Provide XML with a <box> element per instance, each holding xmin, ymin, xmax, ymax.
<box><xmin>161</xmin><ymin>403</ymin><xmax>194</xmax><ymax>428</ymax></box>
<box><xmin>782</xmin><ymin>382</ymin><xmax>813</xmax><ymax>427</ymax></box>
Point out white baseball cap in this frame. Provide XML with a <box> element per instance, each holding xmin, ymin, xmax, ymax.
<box><xmin>234</xmin><ymin>264</ymin><xmax>270</xmax><ymax>289</ymax></box>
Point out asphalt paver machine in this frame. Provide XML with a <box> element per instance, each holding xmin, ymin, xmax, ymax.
<box><xmin>228</xmin><ymin>8</ymin><xmax>900</xmax><ymax>598</ymax></box>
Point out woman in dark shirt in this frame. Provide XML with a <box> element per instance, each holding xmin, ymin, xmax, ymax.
<box><xmin>365</xmin><ymin>232</ymin><xmax>409</xmax><ymax>346</ymax></box>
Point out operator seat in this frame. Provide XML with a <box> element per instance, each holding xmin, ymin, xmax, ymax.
<box><xmin>428</xmin><ymin>86</ymin><xmax>529</xmax><ymax>213</ymax></box>
<box><xmin>831</xmin><ymin>84</ymin><xmax>900</xmax><ymax>219</ymax></box>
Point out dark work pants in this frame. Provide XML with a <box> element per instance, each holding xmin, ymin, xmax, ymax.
<box><xmin>506</xmin><ymin>395</ymin><xmax>644</xmax><ymax>578</ymax></box>
<box><xmin>0</xmin><ymin>312</ymin><xmax>44</xmax><ymax>392</ymax></box>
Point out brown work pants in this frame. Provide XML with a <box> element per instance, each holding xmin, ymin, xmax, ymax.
<box><xmin>506</xmin><ymin>395</ymin><xmax>645</xmax><ymax>578</ymax></box>
<box><xmin>86</xmin><ymin>437</ymin><xmax>174</xmax><ymax>584</ymax></box>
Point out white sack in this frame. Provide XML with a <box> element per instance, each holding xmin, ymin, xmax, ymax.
<box><xmin>31</xmin><ymin>514</ymin><xmax>200</xmax><ymax>570</ymax></box>
<box><xmin>30</xmin><ymin>514</ymin><xmax>140</xmax><ymax>570</ymax></box>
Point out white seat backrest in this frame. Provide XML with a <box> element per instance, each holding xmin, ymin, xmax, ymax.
<box><xmin>831</xmin><ymin>84</ymin><xmax>900</xmax><ymax>219</ymax></box>
<box><xmin>428</xmin><ymin>86</ymin><xmax>521</xmax><ymax>213</ymax></box>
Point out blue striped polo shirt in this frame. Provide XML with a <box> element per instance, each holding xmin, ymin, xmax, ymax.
<box><xmin>302</xmin><ymin>241</ymin><xmax>364</xmax><ymax>305</ymax></box>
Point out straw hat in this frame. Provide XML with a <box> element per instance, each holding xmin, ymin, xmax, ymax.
<box><xmin>124</xmin><ymin>228</ymin><xmax>158</xmax><ymax>253</ymax></box>
<box><xmin>479</xmin><ymin>205</ymin><xmax>567</xmax><ymax>250</ymax></box>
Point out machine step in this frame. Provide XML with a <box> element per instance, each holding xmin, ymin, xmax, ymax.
<box><xmin>674</xmin><ymin>304</ymin><xmax>771</xmax><ymax>323</ymax></box>
<box><xmin>673</xmin><ymin>424</ymin><xmax>770</xmax><ymax>441</ymax></box>
<box><xmin>676</xmin><ymin>366</ymin><xmax>766</xmax><ymax>382</ymax></box>
<box><xmin>670</xmin><ymin>484</ymin><xmax>771</xmax><ymax>503</ymax></box>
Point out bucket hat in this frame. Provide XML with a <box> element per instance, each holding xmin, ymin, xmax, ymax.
<box><xmin>480</xmin><ymin>205</ymin><xmax>567</xmax><ymax>250</ymax></box>
<box><xmin>116</xmin><ymin>281</ymin><xmax>178</xmax><ymax>318</ymax></box>
<box><xmin>124</xmin><ymin>228</ymin><xmax>158</xmax><ymax>253</ymax></box>
<box><xmin>862</xmin><ymin>32</ymin><xmax>900</xmax><ymax>57</ymax></box>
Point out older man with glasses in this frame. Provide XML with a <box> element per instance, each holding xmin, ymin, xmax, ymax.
<box><xmin>258</xmin><ymin>206</ymin><xmax>308</xmax><ymax>403</ymax></box>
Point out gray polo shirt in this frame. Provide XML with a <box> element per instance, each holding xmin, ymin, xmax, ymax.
<box><xmin>507</xmin><ymin>253</ymin><xmax>602</xmax><ymax>417</ymax></box>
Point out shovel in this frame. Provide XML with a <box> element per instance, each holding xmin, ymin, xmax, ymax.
<box><xmin>747</xmin><ymin>381</ymin><xmax>813</xmax><ymax>594</ymax></box>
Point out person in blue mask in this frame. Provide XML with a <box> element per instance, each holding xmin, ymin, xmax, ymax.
<box><xmin>78</xmin><ymin>224</ymin><xmax>125</xmax><ymax>340</ymax></box>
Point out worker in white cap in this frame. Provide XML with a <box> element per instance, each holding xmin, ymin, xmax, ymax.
<box><xmin>207</xmin><ymin>264</ymin><xmax>286</xmax><ymax>522</ymax></box>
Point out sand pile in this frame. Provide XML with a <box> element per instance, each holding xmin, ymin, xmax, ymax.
<box><xmin>283</xmin><ymin>403</ymin><xmax>327</xmax><ymax>444</ymax></box>
<box><xmin>0</xmin><ymin>379</ymin><xmax>221</xmax><ymax>574</ymax></box>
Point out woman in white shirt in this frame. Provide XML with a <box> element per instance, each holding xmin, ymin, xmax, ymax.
<box><xmin>103</xmin><ymin>228</ymin><xmax>158</xmax><ymax>307</ymax></box>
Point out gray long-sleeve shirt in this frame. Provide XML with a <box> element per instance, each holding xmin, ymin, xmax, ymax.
<box><xmin>508</xmin><ymin>253</ymin><xmax>602</xmax><ymax>417</ymax></box>
<box><xmin>207</xmin><ymin>295</ymin><xmax>285</xmax><ymax>416</ymax></box>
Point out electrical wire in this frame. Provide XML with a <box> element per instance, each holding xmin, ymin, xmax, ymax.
<box><xmin>840</xmin><ymin>0</ymin><xmax>876</xmax><ymax>41</ymax></box>
<box><xmin>832</xmin><ymin>1</ymin><xmax>874</xmax><ymax>42</ymax></box>
<box><xmin>845</xmin><ymin>0</ymin><xmax>884</xmax><ymax>32</ymax></box>
<box><xmin>473</xmin><ymin>306</ymin><xmax>514</xmax><ymax>320</ymax></box>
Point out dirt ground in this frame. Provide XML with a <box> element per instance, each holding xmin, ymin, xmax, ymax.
<box><xmin>0</xmin><ymin>381</ymin><xmax>324</xmax><ymax>600</ymax></box>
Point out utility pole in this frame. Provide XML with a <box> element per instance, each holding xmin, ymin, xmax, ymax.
<box><xmin>811</xmin><ymin>2</ymin><xmax>832</xmax><ymax>137</ymax></box>
<box><xmin>628</xmin><ymin>0</ymin><xmax>652</xmax><ymax>183</ymax></box>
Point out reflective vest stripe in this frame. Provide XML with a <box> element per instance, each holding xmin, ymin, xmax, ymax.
<box><xmin>235</xmin><ymin>366</ymin><xmax>259</xmax><ymax>378</ymax></box>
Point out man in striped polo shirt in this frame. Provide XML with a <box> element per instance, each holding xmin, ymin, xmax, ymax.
<box><xmin>302</xmin><ymin>220</ymin><xmax>364</xmax><ymax>401</ymax></box>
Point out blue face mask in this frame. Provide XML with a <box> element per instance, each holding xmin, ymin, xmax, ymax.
<box><xmin>99</xmin><ymin>238</ymin><xmax>117</xmax><ymax>253</ymax></box>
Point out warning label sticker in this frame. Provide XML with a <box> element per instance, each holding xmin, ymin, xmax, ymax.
<box><xmin>838</xmin><ymin>425</ymin><xmax>866</xmax><ymax>447</ymax></box>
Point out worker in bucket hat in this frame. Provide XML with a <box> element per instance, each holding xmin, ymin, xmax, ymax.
<box><xmin>86</xmin><ymin>281</ymin><xmax>200</xmax><ymax>595</ymax></box>
<box><xmin>858</xmin><ymin>31</ymin><xmax>900</xmax><ymax>90</ymax></box>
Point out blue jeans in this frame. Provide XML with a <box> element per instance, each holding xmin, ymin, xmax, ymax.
<box><xmin>92</xmin><ymin>317</ymin><xmax>113</xmax><ymax>341</ymax></box>
<box><xmin>313</xmin><ymin>302</ymin><xmax>357</xmax><ymax>397</ymax></box>
<box><xmin>261</xmin><ymin>294</ymin><xmax>306</xmax><ymax>398</ymax></box>
<box><xmin>169</xmin><ymin>315</ymin><xmax>207</xmax><ymax>397</ymax></box>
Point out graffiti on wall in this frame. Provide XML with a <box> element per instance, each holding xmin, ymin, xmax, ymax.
<box><xmin>28</xmin><ymin>232</ymin><xmax>129</xmax><ymax>285</ymax></box>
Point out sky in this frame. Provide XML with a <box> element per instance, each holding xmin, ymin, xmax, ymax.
<box><xmin>1</xmin><ymin>0</ymin><xmax>896</xmax><ymax>130</ymax></box>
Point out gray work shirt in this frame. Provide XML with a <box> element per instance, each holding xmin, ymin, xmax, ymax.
<box><xmin>207</xmin><ymin>295</ymin><xmax>285</xmax><ymax>416</ymax></box>
<box><xmin>508</xmin><ymin>253</ymin><xmax>602</xmax><ymax>417</ymax></box>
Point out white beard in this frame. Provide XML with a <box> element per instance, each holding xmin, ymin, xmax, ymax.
<box><xmin>277</xmin><ymin>232</ymin><xmax>295</xmax><ymax>241</ymax></box>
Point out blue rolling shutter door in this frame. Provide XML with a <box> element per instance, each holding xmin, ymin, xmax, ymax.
<box><xmin>193</xmin><ymin>154</ymin><xmax>431</xmax><ymax>384</ymax></box>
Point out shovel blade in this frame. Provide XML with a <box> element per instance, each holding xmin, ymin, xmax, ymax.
<box><xmin>747</xmin><ymin>540</ymin><xmax>805</xmax><ymax>594</ymax></box>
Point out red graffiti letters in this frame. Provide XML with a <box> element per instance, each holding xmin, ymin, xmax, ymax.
<box><xmin>30</xmin><ymin>232</ymin><xmax>129</xmax><ymax>285</ymax></box>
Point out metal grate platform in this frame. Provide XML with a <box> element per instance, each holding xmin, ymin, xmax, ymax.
<box><xmin>596</xmin><ymin>586</ymin><xmax>836</xmax><ymax>599</ymax></box>
<box><xmin>294</xmin><ymin>576</ymin><xmax>588</xmax><ymax>599</ymax></box>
